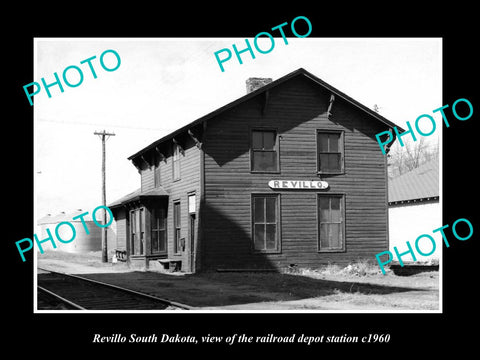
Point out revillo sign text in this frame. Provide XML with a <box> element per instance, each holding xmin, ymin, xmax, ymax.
<box><xmin>268</xmin><ymin>180</ymin><xmax>329</xmax><ymax>190</ymax></box>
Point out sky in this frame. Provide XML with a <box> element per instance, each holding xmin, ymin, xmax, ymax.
<box><xmin>34</xmin><ymin>37</ymin><xmax>442</xmax><ymax>221</ymax></box>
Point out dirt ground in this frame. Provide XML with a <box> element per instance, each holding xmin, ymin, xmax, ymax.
<box><xmin>37</xmin><ymin>251</ymin><xmax>439</xmax><ymax>311</ymax></box>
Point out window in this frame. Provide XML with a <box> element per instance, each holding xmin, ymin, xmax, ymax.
<box><xmin>173</xmin><ymin>201</ymin><xmax>181</xmax><ymax>253</ymax></box>
<box><xmin>130</xmin><ymin>208</ymin><xmax>145</xmax><ymax>255</ymax></box>
<box><xmin>154</xmin><ymin>163</ymin><xmax>161</xmax><ymax>187</ymax></box>
<box><xmin>317</xmin><ymin>131</ymin><xmax>344</xmax><ymax>173</ymax></box>
<box><xmin>251</xmin><ymin>129</ymin><xmax>279</xmax><ymax>172</ymax></box>
<box><xmin>318</xmin><ymin>195</ymin><xmax>345</xmax><ymax>252</ymax></box>
<box><xmin>151</xmin><ymin>208</ymin><xmax>167</xmax><ymax>254</ymax></box>
<box><xmin>252</xmin><ymin>194</ymin><xmax>280</xmax><ymax>252</ymax></box>
<box><xmin>173</xmin><ymin>144</ymin><xmax>181</xmax><ymax>180</ymax></box>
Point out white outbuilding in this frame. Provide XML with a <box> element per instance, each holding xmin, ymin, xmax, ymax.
<box><xmin>388</xmin><ymin>160</ymin><xmax>440</xmax><ymax>263</ymax></box>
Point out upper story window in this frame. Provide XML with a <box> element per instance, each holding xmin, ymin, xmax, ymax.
<box><xmin>154</xmin><ymin>163</ymin><xmax>161</xmax><ymax>187</ymax></box>
<box><xmin>317</xmin><ymin>130</ymin><xmax>344</xmax><ymax>174</ymax></box>
<box><xmin>251</xmin><ymin>129</ymin><xmax>279</xmax><ymax>172</ymax></box>
<box><xmin>172</xmin><ymin>143</ymin><xmax>181</xmax><ymax>181</ymax></box>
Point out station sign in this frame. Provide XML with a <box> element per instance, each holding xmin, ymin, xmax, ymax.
<box><xmin>268</xmin><ymin>180</ymin><xmax>329</xmax><ymax>190</ymax></box>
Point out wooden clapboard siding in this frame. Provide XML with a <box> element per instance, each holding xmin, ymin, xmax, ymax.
<box><xmin>202</xmin><ymin>75</ymin><xmax>390</xmax><ymax>269</ymax></box>
<box><xmin>141</xmin><ymin>167</ymin><xmax>154</xmax><ymax>192</ymax></box>
<box><xmin>162</xmin><ymin>138</ymin><xmax>200</xmax><ymax>270</ymax></box>
<box><xmin>139</xmin><ymin>136</ymin><xmax>201</xmax><ymax>271</ymax></box>
<box><xmin>114</xmin><ymin>208</ymin><xmax>127</xmax><ymax>251</ymax></box>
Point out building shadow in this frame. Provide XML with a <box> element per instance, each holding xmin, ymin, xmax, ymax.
<box><xmin>201</xmin><ymin>200</ymin><xmax>283</xmax><ymax>271</ymax></box>
<box><xmin>76</xmin><ymin>270</ymin><xmax>432</xmax><ymax>308</ymax></box>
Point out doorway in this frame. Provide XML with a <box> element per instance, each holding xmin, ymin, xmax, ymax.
<box><xmin>189</xmin><ymin>213</ymin><xmax>196</xmax><ymax>271</ymax></box>
<box><xmin>130</xmin><ymin>208</ymin><xmax>145</xmax><ymax>255</ymax></box>
<box><xmin>188</xmin><ymin>193</ymin><xmax>196</xmax><ymax>272</ymax></box>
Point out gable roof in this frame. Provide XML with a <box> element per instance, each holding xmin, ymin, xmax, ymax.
<box><xmin>388</xmin><ymin>159</ymin><xmax>439</xmax><ymax>204</ymax></box>
<box><xmin>128</xmin><ymin>67</ymin><xmax>403</xmax><ymax>161</ymax></box>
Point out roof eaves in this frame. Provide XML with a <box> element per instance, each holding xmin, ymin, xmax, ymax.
<box><xmin>108</xmin><ymin>187</ymin><xmax>169</xmax><ymax>209</ymax></box>
<box><xmin>128</xmin><ymin>67</ymin><xmax>404</xmax><ymax>160</ymax></box>
<box><xmin>299</xmin><ymin>70</ymin><xmax>405</xmax><ymax>132</ymax></box>
<box><xmin>127</xmin><ymin>69</ymin><xmax>303</xmax><ymax>161</ymax></box>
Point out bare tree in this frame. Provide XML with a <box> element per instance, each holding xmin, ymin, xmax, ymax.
<box><xmin>404</xmin><ymin>137</ymin><xmax>427</xmax><ymax>171</ymax></box>
<box><xmin>388</xmin><ymin>137</ymin><xmax>438</xmax><ymax>177</ymax></box>
<box><xmin>373</xmin><ymin>104</ymin><xmax>439</xmax><ymax>177</ymax></box>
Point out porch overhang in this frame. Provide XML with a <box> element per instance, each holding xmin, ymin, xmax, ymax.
<box><xmin>108</xmin><ymin>187</ymin><xmax>169</xmax><ymax>210</ymax></box>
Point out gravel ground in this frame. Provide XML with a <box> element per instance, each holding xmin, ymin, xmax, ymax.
<box><xmin>37</xmin><ymin>251</ymin><xmax>439</xmax><ymax>311</ymax></box>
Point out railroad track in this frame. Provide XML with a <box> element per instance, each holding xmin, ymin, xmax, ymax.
<box><xmin>37</xmin><ymin>268</ymin><xmax>192</xmax><ymax>311</ymax></box>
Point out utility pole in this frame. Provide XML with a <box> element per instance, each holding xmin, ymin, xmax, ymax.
<box><xmin>94</xmin><ymin>130</ymin><xmax>115</xmax><ymax>263</ymax></box>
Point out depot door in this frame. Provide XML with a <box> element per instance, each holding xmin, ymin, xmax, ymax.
<box><xmin>188</xmin><ymin>213</ymin><xmax>196</xmax><ymax>272</ymax></box>
<box><xmin>188</xmin><ymin>193</ymin><xmax>196</xmax><ymax>272</ymax></box>
<box><xmin>130</xmin><ymin>208</ymin><xmax>145</xmax><ymax>255</ymax></box>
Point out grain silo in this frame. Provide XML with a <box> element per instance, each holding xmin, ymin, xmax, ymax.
<box><xmin>37</xmin><ymin>209</ymin><xmax>116</xmax><ymax>254</ymax></box>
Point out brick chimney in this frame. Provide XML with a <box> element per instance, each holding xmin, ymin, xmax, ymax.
<box><xmin>246</xmin><ymin>77</ymin><xmax>273</xmax><ymax>94</ymax></box>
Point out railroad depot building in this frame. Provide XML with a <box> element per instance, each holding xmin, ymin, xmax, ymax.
<box><xmin>109</xmin><ymin>68</ymin><xmax>402</xmax><ymax>273</ymax></box>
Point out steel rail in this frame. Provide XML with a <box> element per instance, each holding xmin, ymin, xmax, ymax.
<box><xmin>37</xmin><ymin>285</ymin><xmax>87</xmax><ymax>310</ymax></box>
<box><xmin>37</xmin><ymin>267</ymin><xmax>193</xmax><ymax>310</ymax></box>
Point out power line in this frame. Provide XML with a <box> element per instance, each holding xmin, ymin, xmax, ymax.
<box><xmin>37</xmin><ymin>118</ymin><xmax>172</xmax><ymax>131</ymax></box>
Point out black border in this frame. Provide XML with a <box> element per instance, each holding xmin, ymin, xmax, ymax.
<box><xmin>7</xmin><ymin>5</ymin><xmax>478</xmax><ymax>355</ymax></box>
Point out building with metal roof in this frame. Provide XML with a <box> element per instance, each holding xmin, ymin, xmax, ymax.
<box><xmin>388</xmin><ymin>159</ymin><xmax>441</xmax><ymax>263</ymax></box>
<box><xmin>388</xmin><ymin>160</ymin><xmax>439</xmax><ymax>205</ymax></box>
